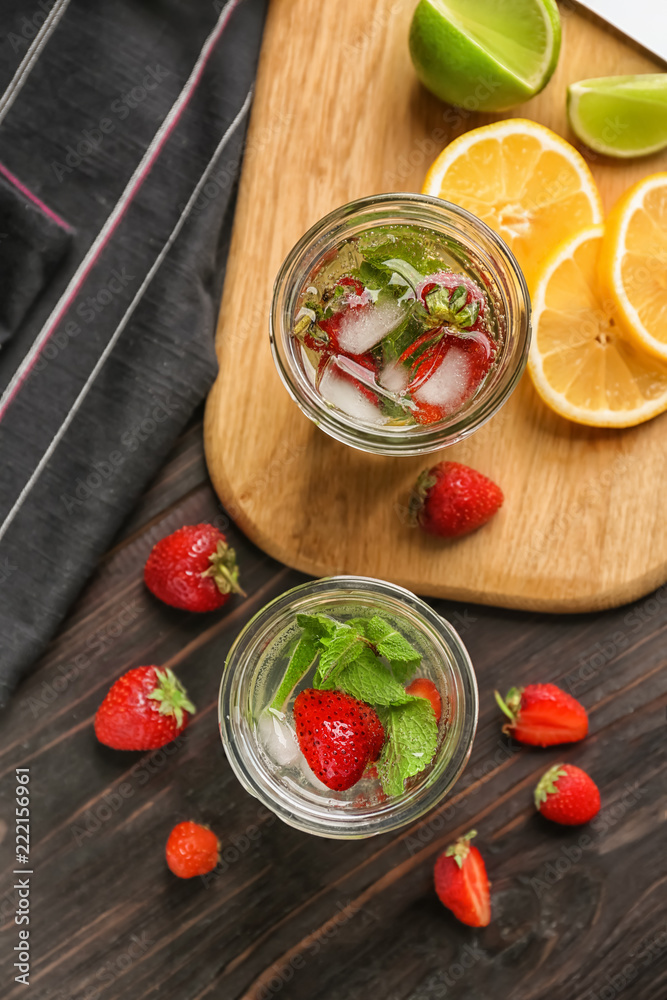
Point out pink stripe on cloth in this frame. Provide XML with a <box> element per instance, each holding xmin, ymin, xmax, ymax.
<box><xmin>0</xmin><ymin>161</ymin><xmax>72</xmax><ymax>231</ymax></box>
<box><xmin>0</xmin><ymin>0</ymin><xmax>240</xmax><ymax>425</ymax></box>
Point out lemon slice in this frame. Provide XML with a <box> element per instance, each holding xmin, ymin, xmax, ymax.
<box><xmin>529</xmin><ymin>225</ymin><xmax>667</xmax><ymax>427</ymax></box>
<box><xmin>422</xmin><ymin>119</ymin><xmax>603</xmax><ymax>290</ymax></box>
<box><xmin>599</xmin><ymin>172</ymin><xmax>667</xmax><ymax>363</ymax></box>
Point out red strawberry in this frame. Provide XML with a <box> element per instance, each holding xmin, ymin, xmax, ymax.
<box><xmin>405</xmin><ymin>677</ymin><xmax>442</xmax><ymax>722</ymax></box>
<box><xmin>416</xmin><ymin>271</ymin><xmax>487</xmax><ymax>324</ymax></box>
<box><xmin>397</xmin><ymin>327</ymin><xmax>445</xmax><ymax>367</ymax></box>
<box><xmin>95</xmin><ymin>666</ymin><xmax>195</xmax><ymax>750</ymax></box>
<box><xmin>495</xmin><ymin>683</ymin><xmax>588</xmax><ymax>747</ymax></box>
<box><xmin>333</xmin><ymin>352</ymin><xmax>381</xmax><ymax>407</ymax></box>
<box><xmin>434</xmin><ymin>830</ymin><xmax>491</xmax><ymax>927</ymax></box>
<box><xmin>403</xmin><ymin>327</ymin><xmax>495</xmax><ymax>426</ymax></box>
<box><xmin>144</xmin><ymin>524</ymin><xmax>244</xmax><ymax>612</ymax></box>
<box><xmin>534</xmin><ymin>764</ymin><xmax>601</xmax><ymax>825</ymax></box>
<box><xmin>315</xmin><ymin>277</ymin><xmax>371</xmax><ymax>355</ymax></box>
<box><xmin>409</xmin><ymin>461</ymin><xmax>503</xmax><ymax>537</ymax></box>
<box><xmin>293</xmin><ymin>689</ymin><xmax>385</xmax><ymax>791</ymax></box>
<box><xmin>166</xmin><ymin>821</ymin><xmax>220</xmax><ymax>878</ymax></box>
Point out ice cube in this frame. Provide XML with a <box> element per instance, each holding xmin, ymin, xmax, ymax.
<box><xmin>257</xmin><ymin>710</ymin><xmax>300</xmax><ymax>766</ymax></box>
<box><xmin>413</xmin><ymin>346</ymin><xmax>470</xmax><ymax>412</ymax></box>
<box><xmin>379</xmin><ymin>360</ymin><xmax>410</xmax><ymax>393</ymax></box>
<box><xmin>336</xmin><ymin>298</ymin><xmax>407</xmax><ymax>355</ymax></box>
<box><xmin>319</xmin><ymin>366</ymin><xmax>384</xmax><ymax>423</ymax></box>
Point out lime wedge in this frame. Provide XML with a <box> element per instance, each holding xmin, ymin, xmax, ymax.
<box><xmin>567</xmin><ymin>74</ymin><xmax>667</xmax><ymax>158</ymax></box>
<box><xmin>409</xmin><ymin>0</ymin><xmax>561</xmax><ymax>113</ymax></box>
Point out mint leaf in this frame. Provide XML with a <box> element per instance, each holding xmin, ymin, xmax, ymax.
<box><xmin>270</xmin><ymin>628</ymin><xmax>321</xmax><ymax>711</ymax></box>
<box><xmin>380</xmin><ymin>395</ymin><xmax>413</xmax><ymax>421</ymax></box>
<box><xmin>387</xmin><ymin>659</ymin><xmax>419</xmax><ymax>684</ymax></box>
<box><xmin>314</xmin><ymin>622</ymin><xmax>367</xmax><ymax>687</ymax></box>
<box><xmin>344</xmin><ymin>616</ymin><xmax>372</xmax><ymax>634</ymax></box>
<box><xmin>377</xmin><ymin>698</ymin><xmax>439</xmax><ymax>796</ymax></box>
<box><xmin>295</xmin><ymin>613</ymin><xmax>338</xmax><ymax>639</ymax></box>
<box><xmin>356</xmin><ymin>260</ymin><xmax>392</xmax><ymax>290</ymax></box>
<box><xmin>320</xmin><ymin>646</ymin><xmax>412</xmax><ymax>707</ymax></box>
<box><xmin>365</xmin><ymin>615</ymin><xmax>421</xmax><ymax>682</ymax></box>
<box><xmin>377</xmin><ymin>310</ymin><xmax>421</xmax><ymax>366</ymax></box>
<box><xmin>382</xmin><ymin>257</ymin><xmax>423</xmax><ymax>291</ymax></box>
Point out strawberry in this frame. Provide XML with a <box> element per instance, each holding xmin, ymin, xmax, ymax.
<box><xmin>95</xmin><ymin>666</ymin><xmax>195</xmax><ymax>750</ymax></box>
<box><xmin>166</xmin><ymin>821</ymin><xmax>220</xmax><ymax>878</ymax></box>
<box><xmin>534</xmin><ymin>764</ymin><xmax>601</xmax><ymax>825</ymax></box>
<box><xmin>402</xmin><ymin>326</ymin><xmax>495</xmax><ymax>426</ymax></box>
<box><xmin>495</xmin><ymin>683</ymin><xmax>588</xmax><ymax>747</ymax></box>
<box><xmin>397</xmin><ymin>327</ymin><xmax>446</xmax><ymax>368</ymax></box>
<box><xmin>434</xmin><ymin>830</ymin><xmax>491</xmax><ymax>927</ymax></box>
<box><xmin>416</xmin><ymin>271</ymin><xmax>487</xmax><ymax>328</ymax></box>
<box><xmin>409</xmin><ymin>461</ymin><xmax>503</xmax><ymax>537</ymax></box>
<box><xmin>144</xmin><ymin>524</ymin><xmax>244</xmax><ymax>612</ymax></box>
<box><xmin>411</xmin><ymin>398</ymin><xmax>445</xmax><ymax>426</ymax></box>
<box><xmin>293</xmin><ymin>689</ymin><xmax>385</xmax><ymax>791</ymax></box>
<box><xmin>405</xmin><ymin>677</ymin><xmax>442</xmax><ymax>722</ymax></box>
<box><xmin>333</xmin><ymin>352</ymin><xmax>381</xmax><ymax>407</ymax></box>
<box><xmin>313</xmin><ymin>277</ymin><xmax>370</xmax><ymax>355</ymax></box>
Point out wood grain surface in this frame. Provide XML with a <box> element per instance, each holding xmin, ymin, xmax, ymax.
<box><xmin>204</xmin><ymin>0</ymin><xmax>667</xmax><ymax>613</ymax></box>
<box><xmin>1</xmin><ymin>411</ymin><xmax>666</xmax><ymax>1000</ymax></box>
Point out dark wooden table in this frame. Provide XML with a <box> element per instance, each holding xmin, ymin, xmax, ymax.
<box><xmin>1</xmin><ymin>410</ymin><xmax>666</xmax><ymax>1000</ymax></box>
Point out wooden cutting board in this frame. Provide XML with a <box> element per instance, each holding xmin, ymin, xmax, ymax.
<box><xmin>204</xmin><ymin>0</ymin><xmax>667</xmax><ymax>613</ymax></box>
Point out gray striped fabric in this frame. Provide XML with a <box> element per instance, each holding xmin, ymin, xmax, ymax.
<box><xmin>0</xmin><ymin>0</ymin><xmax>267</xmax><ymax>703</ymax></box>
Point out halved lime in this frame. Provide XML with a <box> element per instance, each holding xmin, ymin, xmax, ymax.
<box><xmin>409</xmin><ymin>0</ymin><xmax>561</xmax><ymax>113</ymax></box>
<box><xmin>567</xmin><ymin>75</ymin><xmax>667</xmax><ymax>158</ymax></box>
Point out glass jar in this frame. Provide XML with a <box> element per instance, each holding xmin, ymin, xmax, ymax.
<box><xmin>270</xmin><ymin>193</ymin><xmax>530</xmax><ymax>457</ymax></box>
<box><xmin>219</xmin><ymin>576</ymin><xmax>478</xmax><ymax>839</ymax></box>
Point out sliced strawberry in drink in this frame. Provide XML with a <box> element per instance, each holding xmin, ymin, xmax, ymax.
<box><xmin>397</xmin><ymin>327</ymin><xmax>445</xmax><ymax>367</ymax></box>
<box><xmin>409</xmin><ymin>329</ymin><xmax>496</xmax><ymax>425</ymax></box>
<box><xmin>336</xmin><ymin>276</ymin><xmax>365</xmax><ymax>298</ymax></box>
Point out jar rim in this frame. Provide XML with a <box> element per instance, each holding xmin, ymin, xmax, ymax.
<box><xmin>270</xmin><ymin>193</ymin><xmax>531</xmax><ymax>457</ymax></box>
<box><xmin>218</xmin><ymin>575</ymin><xmax>479</xmax><ymax>839</ymax></box>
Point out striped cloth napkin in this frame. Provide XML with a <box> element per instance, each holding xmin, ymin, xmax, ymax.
<box><xmin>0</xmin><ymin>0</ymin><xmax>267</xmax><ymax>703</ymax></box>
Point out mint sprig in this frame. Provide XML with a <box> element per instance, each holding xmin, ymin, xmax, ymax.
<box><xmin>270</xmin><ymin>627</ymin><xmax>321</xmax><ymax>712</ymax></box>
<box><xmin>377</xmin><ymin>699</ymin><xmax>439</xmax><ymax>797</ymax></box>
<box><xmin>270</xmin><ymin>611</ymin><xmax>439</xmax><ymax>796</ymax></box>
<box><xmin>364</xmin><ymin>615</ymin><xmax>421</xmax><ymax>682</ymax></box>
<box><xmin>314</xmin><ymin>622</ymin><xmax>369</xmax><ymax>687</ymax></box>
<box><xmin>318</xmin><ymin>646</ymin><xmax>412</xmax><ymax>707</ymax></box>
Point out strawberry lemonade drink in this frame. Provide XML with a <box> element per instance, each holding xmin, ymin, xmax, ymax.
<box><xmin>271</xmin><ymin>195</ymin><xmax>530</xmax><ymax>456</ymax></box>
<box><xmin>219</xmin><ymin>577</ymin><xmax>478</xmax><ymax>838</ymax></box>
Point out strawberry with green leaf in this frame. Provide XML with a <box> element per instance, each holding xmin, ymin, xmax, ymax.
<box><xmin>535</xmin><ymin>764</ymin><xmax>600</xmax><ymax>825</ymax></box>
<box><xmin>144</xmin><ymin>524</ymin><xmax>244</xmax><ymax>613</ymax></box>
<box><xmin>416</xmin><ymin>270</ymin><xmax>487</xmax><ymax>330</ymax></box>
<box><xmin>495</xmin><ymin>683</ymin><xmax>588</xmax><ymax>746</ymax></box>
<box><xmin>434</xmin><ymin>830</ymin><xmax>491</xmax><ymax>927</ymax></box>
<box><xmin>409</xmin><ymin>461</ymin><xmax>504</xmax><ymax>537</ymax></box>
<box><xmin>406</xmin><ymin>677</ymin><xmax>442</xmax><ymax>722</ymax></box>
<box><xmin>95</xmin><ymin>666</ymin><xmax>195</xmax><ymax>751</ymax></box>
